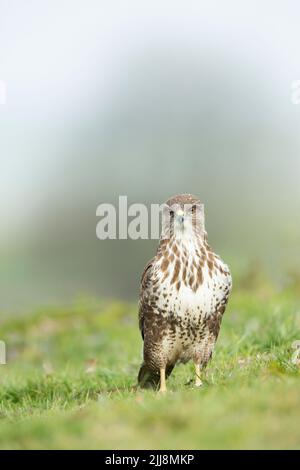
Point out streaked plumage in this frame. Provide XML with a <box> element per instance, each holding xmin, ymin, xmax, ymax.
<box><xmin>138</xmin><ymin>194</ymin><xmax>232</xmax><ymax>391</ymax></box>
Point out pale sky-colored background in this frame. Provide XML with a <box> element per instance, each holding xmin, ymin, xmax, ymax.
<box><xmin>0</xmin><ymin>0</ymin><xmax>300</xmax><ymax>311</ymax></box>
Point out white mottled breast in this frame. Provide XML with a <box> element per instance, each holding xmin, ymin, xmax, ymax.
<box><xmin>152</xmin><ymin>238</ymin><xmax>232</xmax><ymax>322</ymax></box>
<box><xmin>168</xmin><ymin>266</ymin><xmax>228</xmax><ymax>318</ymax></box>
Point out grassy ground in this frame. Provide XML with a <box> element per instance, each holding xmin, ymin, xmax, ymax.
<box><xmin>0</xmin><ymin>286</ymin><xmax>300</xmax><ymax>449</ymax></box>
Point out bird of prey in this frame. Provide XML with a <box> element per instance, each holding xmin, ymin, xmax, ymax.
<box><xmin>138</xmin><ymin>194</ymin><xmax>232</xmax><ymax>392</ymax></box>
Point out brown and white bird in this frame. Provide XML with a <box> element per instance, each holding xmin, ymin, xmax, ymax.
<box><xmin>138</xmin><ymin>194</ymin><xmax>232</xmax><ymax>392</ymax></box>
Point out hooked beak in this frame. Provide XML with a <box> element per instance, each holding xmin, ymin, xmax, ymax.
<box><xmin>176</xmin><ymin>209</ymin><xmax>184</xmax><ymax>225</ymax></box>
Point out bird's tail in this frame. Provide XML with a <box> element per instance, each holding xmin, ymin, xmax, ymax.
<box><xmin>138</xmin><ymin>363</ymin><xmax>174</xmax><ymax>389</ymax></box>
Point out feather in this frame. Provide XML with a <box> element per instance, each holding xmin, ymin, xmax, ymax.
<box><xmin>138</xmin><ymin>363</ymin><xmax>175</xmax><ymax>389</ymax></box>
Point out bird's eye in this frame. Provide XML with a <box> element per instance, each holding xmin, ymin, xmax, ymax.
<box><xmin>191</xmin><ymin>205</ymin><xmax>197</xmax><ymax>214</ymax></box>
<box><xmin>170</xmin><ymin>210</ymin><xmax>175</xmax><ymax>217</ymax></box>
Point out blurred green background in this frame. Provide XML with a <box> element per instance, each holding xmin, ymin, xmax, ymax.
<box><xmin>0</xmin><ymin>0</ymin><xmax>300</xmax><ymax>313</ymax></box>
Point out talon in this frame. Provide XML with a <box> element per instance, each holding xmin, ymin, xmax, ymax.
<box><xmin>195</xmin><ymin>378</ymin><xmax>203</xmax><ymax>387</ymax></box>
<box><xmin>194</xmin><ymin>364</ymin><xmax>202</xmax><ymax>387</ymax></box>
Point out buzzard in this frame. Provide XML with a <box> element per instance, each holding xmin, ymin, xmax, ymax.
<box><xmin>138</xmin><ymin>194</ymin><xmax>232</xmax><ymax>392</ymax></box>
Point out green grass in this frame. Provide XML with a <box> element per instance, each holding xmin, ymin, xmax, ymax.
<box><xmin>0</xmin><ymin>287</ymin><xmax>300</xmax><ymax>449</ymax></box>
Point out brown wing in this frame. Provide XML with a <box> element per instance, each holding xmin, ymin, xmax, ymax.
<box><xmin>138</xmin><ymin>256</ymin><xmax>175</xmax><ymax>387</ymax></box>
<box><xmin>138</xmin><ymin>257</ymin><xmax>156</xmax><ymax>340</ymax></box>
<box><xmin>207</xmin><ymin>269</ymin><xmax>232</xmax><ymax>340</ymax></box>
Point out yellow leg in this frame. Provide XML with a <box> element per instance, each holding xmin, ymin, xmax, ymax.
<box><xmin>195</xmin><ymin>364</ymin><xmax>203</xmax><ymax>387</ymax></box>
<box><xmin>159</xmin><ymin>368</ymin><xmax>167</xmax><ymax>393</ymax></box>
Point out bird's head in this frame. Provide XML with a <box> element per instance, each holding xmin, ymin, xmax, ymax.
<box><xmin>161</xmin><ymin>194</ymin><xmax>205</xmax><ymax>240</ymax></box>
